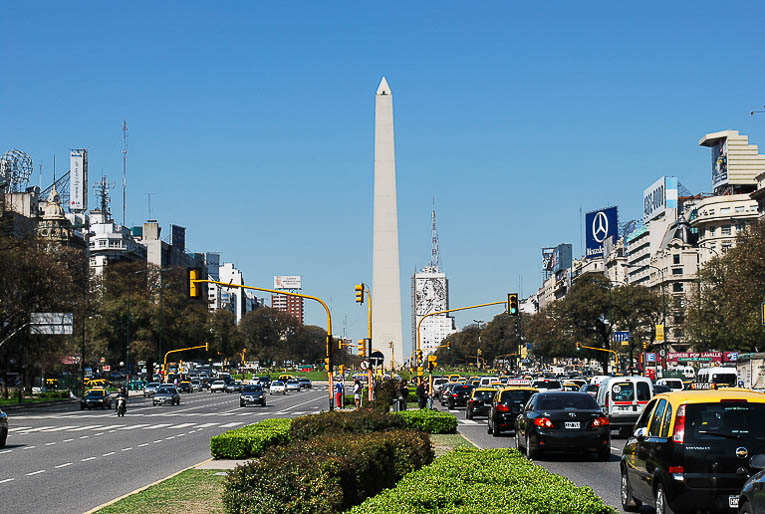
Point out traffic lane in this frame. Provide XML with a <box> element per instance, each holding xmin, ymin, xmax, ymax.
<box><xmin>456</xmin><ymin>418</ymin><xmax>653</xmax><ymax>514</ymax></box>
<box><xmin>1</xmin><ymin>389</ymin><xmax>330</xmax><ymax>513</ymax></box>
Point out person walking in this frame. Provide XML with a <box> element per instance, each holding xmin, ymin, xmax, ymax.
<box><xmin>335</xmin><ymin>379</ymin><xmax>345</xmax><ymax>409</ymax></box>
<box><xmin>353</xmin><ymin>379</ymin><xmax>362</xmax><ymax>409</ymax></box>
<box><xmin>416</xmin><ymin>380</ymin><xmax>426</xmax><ymax>409</ymax></box>
<box><xmin>400</xmin><ymin>380</ymin><xmax>409</xmax><ymax>411</ymax></box>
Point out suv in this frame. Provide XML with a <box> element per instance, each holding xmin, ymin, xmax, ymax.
<box><xmin>596</xmin><ymin>376</ymin><xmax>653</xmax><ymax>437</ymax></box>
<box><xmin>621</xmin><ymin>389</ymin><xmax>765</xmax><ymax>513</ymax></box>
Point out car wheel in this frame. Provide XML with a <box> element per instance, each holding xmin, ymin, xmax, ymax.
<box><xmin>262</xmin><ymin>400</ymin><xmax>266</xmax><ymax>407</ymax></box>
<box><xmin>515</xmin><ymin>430</ymin><xmax>525</xmax><ymax>452</ymax></box>
<box><xmin>655</xmin><ymin>483</ymin><xmax>675</xmax><ymax>514</ymax></box>
<box><xmin>620</xmin><ymin>467</ymin><xmax>641</xmax><ymax>512</ymax></box>
<box><xmin>487</xmin><ymin>420</ymin><xmax>493</xmax><ymax>434</ymax></box>
<box><xmin>466</xmin><ymin>409</ymin><xmax>472</xmax><ymax>420</ymax></box>
<box><xmin>492</xmin><ymin>424</ymin><xmax>501</xmax><ymax>437</ymax></box>
<box><xmin>0</xmin><ymin>428</ymin><xmax>7</xmax><ymax>448</ymax></box>
<box><xmin>448</xmin><ymin>400</ymin><xmax>454</xmax><ymax>410</ymax></box>
<box><xmin>240</xmin><ymin>402</ymin><xmax>245</xmax><ymax>407</ymax></box>
<box><xmin>739</xmin><ymin>501</ymin><xmax>754</xmax><ymax>514</ymax></box>
<box><xmin>525</xmin><ymin>434</ymin><xmax>539</xmax><ymax>460</ymax></box>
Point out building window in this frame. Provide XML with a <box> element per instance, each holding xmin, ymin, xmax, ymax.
<box><xmin>98</xmin><ymin>239</ymin><xmax>107</xmax><ymax>247</ymax></box>
<box><xmin>708</xmin><ymin>209</ymin><xmax>715</xmax><ymax>215</ymax></box>
<box><xmin>708</xmin><ymin>226</ymin><xmax>716</xmax><ymax>237</ymax></box>
<box><xmin>736</xmin><ymin>223</ymin><xmax>745</xmax><ymax>232</ymax></box>
<box><xmin>674</xmin><ymin>328</ymin><xmax>684</xmax><ymax>339</ymax></box>
<box><xmin>672</xmin><ymin>282</ymin><xmax>684</xmax><ymax>293</ymax></box>
<box><xmin>735</xmin><ymin>206</ymin><xmax>745</xmax><ymax>213</ymax></box>
<box><xmin>109</xmin><ymin>240</ymin><xmax>120</xmax><ymax>248</ymax></box>
<box><xmin>672</xmin><ymin>268</ymin><xmax>683</xmax><ymax>275</ymax></box>
<box><xmin>722</xmin><ymin>225</ymin><xmax>732</xmax><ymax>236</ymax></box>
<box><xmin>722</xmin><ymin>241</ymin><xmax>733</xmax><ymax>252</ymax></box>
<box><xmin>720</xmin><ymin>207</ymin><xmax>730</xmax><ymax>215</ymax></box>
<box><xmin>672</xmin><ymin>254</ymin><xmax>680</xmax><ymax>265</ymax></box>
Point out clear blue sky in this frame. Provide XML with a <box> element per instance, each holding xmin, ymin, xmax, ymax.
<box><xmin>2</xmin><ymin>2</ymin><xmax>764</xmax><ymax>345</ymax></box>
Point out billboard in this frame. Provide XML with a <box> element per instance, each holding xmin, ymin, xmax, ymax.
<box><xmin>541</xmin><ymin>248</ymin><xmax>555</xmax><ymax>274</ymax></box>
<box><xmin>711</xmin><ymin>139</ymin><xmax>728</xmax><ymax>188</ymax></box>
<box><xmin>585</xmin><ymin>206</ymin><xmax>618</xmax><ymax>260</ymax></box>
<box><xmin>274</xmin><ymin>275</ymin><xmax>302</xmax><ymax>290</ymax></box>
<box><xmin>69</xmin><ymin>149</ymin><xmax>88</xmax><ymax>211</ymax></box>
<box><xmin>170</xmin><ymin>224</ymin><xmax>186</xmax><ymax>252</ymax></box>
<box><xmin>551</xmin><ymin>244</ymin><xmax>572</xmax><ymax>272</ymax></box>
<box><xmin>643</xmin><ymin>176</ymin><xmax>678</xmax><ymax>221</ymax></box>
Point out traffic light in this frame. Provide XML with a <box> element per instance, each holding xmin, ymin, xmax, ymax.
<box><xmin>323</xmin><ymin>357</ymin><xmax>330</xmax><ymax>372</ymax></box>
<box><xmin>417</xmin><ymin>350</ymin><xmax>423</xmax><ymax>365</ymax></box>
<box><xmin>507</xmin><ymin>293</ymin><xmax>519</xmax><ymax>316</ymax></box>
<box><xmin>338</xmin><ymin>337</ymin><xmax>343</xmax><ymax>350</ymax></box>
<box><xmin>187</xmin><ymin>268</ymin><xmax>201</xmax><ymax>298</ymax></box>
<box><xmin>576</xmin><ymin>342</ymin><xmax>582</xmax><ymax>351</ymax></box>
<box><xmin>446</xmin><ymin>341</ymin><xmax>451</xmax><ymax>350</ymax></box>
<box><xmin>339</xmin><ymin>364</ymin><xmax>345</xmax><ymax>376</ymax></box>
<box><xmin>355</xmin><ymin>284</ymin><xmax>365</xmax><ymax>304</ymax></box>
<box><xmin>427</xmin><ymin>355</ymin><xmax>437</xmax><ymax>371</ymax></box>
<box><xmin>357</xmin><ymin>339</ymin><xmax>366</xmax><ymax>358</ymax></box>
<box><xmin>642</xmin><ymin>341</ymin><xmax>648</xmax><ymax>350</ymax></box>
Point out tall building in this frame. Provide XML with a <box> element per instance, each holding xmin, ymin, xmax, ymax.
<box><xmin>271</xmin><ymin>275</ymin><xmax>304</xmax><ymax>324</ymax></box>
<box><xmin>411</xmin><ymin>209</ymin><xmax>456</xmax><ymax>358</ymax></box>
<box><xmin>372</xmin><ymin>76</ymin><xmax>404</xmax><ymax>369</ymax></box>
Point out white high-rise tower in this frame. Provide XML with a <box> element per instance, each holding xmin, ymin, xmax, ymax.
<box><xmin>372</xmin><ymin>77</ymin><xmax>403</xmax><ymax>370</ymax></box>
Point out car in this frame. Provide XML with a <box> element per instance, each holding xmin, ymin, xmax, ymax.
<box><xmin>515</xmin><ymin>391</ymin><xmax>611</xmax><ymax>461</ymax></box>
<box><xmin>568</xmin><ymin>378</ymin><xmax>588</xmax><ymax>390</ymax></box>
<box><xmin>278</xmin><ymin>374</ymin><xmax>295</xmax><ymax>382</ymax></box>
<box><xmin>210</xmin><ymin>380</ymin><xmax>226</xmax><ymax>393</ymax></box>
<box><xmin>432</xmin><ymin>377</ymin><xmax>448</xmax><ymax>394</ymax></box>
<box><xmin>240</xmin><ymin>384</ymin><xmax>267</xmax><ymax>407</ymax></box>
<box><xmin>190</xmin><ymin>379</ymin><xmax>202</xmax><ymax>392</ymax></box>
<box><xmin>298</xmin><ymin>378</ymin><xmax>312</xmax><ymax>390</ymax></box>
<box><xmin>653</xmin><ymin>384</ymin><xmax>671</xmax><ymax>394</ymax></box>
<box><xmin>257</xmin><ymin>376</ymin><xmax>272</xmax><ymax>389</ymax></box>
<box><xmin>447</xmin><ymin>384</ymin><xmax>474</xmax><ymax>409</ymax></box>
<box><xmin>270</xmin><ymin>380</ymin><xmax>286</xmax><ymax>395</ymax></box>
<box><xmin>152</xmin><ymin>385</ymin><xmax>180</xmax><ymax>406</ymax></box>
<box><xmin>286</xmin><ymin>379</ymin><xmax>301</xmax><ymax>392</ymax></box>
<box><xmin>178</xmin><ymin>380</ymin><xmax>192</xmax><ymax>393</ymax></box>
<box><xmin>143</xmin><ymin>382</ymin><xmax>161</xmax><ymax>397</ymax></box>
<box><xmin>657</xmin><ymin>378</ymin><xmax>685</xmax><ymax>391</ymax></box>
<box><xmin>80</xmin><ymin>388</ymin><xmax>113</xmax><ymax>410</ymax></box>
<box><xmin>479</xmin><ymin>377</ymin><xmax>498</xmax><ymax>387</ymax></box>
<box><xmin>581</xmin><ymin>383</ymin><xmax>600</xmax><ymax>397</ymax></box>
<box><xmin>620</xmin><ymin>389</ymin><xmax>765</xmax><ymax>514</ymax></box>
<box><xmin>561</xmin><ymin>381</ymin><xmax>582</xmax><ymax>391</ymax></box>
<box><xmin>697</xmin><ymin>366</ymin><xmax>738</xmax><ymax>388</ymax></box>
<box><xmin>738</xmin><ymin>454</ymin><xmax>765</xmax><ymax>514</ymax></box>
<box><xmin>487</xmin><ymin>385</ymin><xmax>538</xmax><ymax>437</ymax></box>
<box><xmin>439</xmin><ymin>383</ymin><xmax>458</xmax><ymax>406</ymax></box>
<box><xmin>596</xmin><ymin>376</ymin><xmax>653</xmax><ymax>437</ymax></box>
<box><xmin>225</xmin><ymin>380</ymin><xmax>242</xmax><ymax>393</ymax></box>
<box><xmin>0</xmin><ymin>409</ymin><xmax>7</xmax><ymax>448</ymax></box>
<box><xmin>466</xmin><ymin>387</ymin><xmax>497</xmax><ymax>420</ymax></box>
<box><xmin>532</xmin><ymin>379</ymin><xmax>562</xmax><ymax>391</ymax></box>
<box><xmin>447</xmin><ymin>374</ymin><xmax>461</xmax><ymax>382</ymax></box>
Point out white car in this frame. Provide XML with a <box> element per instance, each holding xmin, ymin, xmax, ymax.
<box><xmin>286</xmin><ymin>379</ymin><xmax>301</xmax><ymax>392</ymax></box>
<box><xmin>210</xmin><ymin>380</ymin><xmax>226</xmax><ymax>393</ymax></box>
<box><xmin>270</xmin><ymin>380</ymin><xmax>286</xmax><ymax>395</ymax></box>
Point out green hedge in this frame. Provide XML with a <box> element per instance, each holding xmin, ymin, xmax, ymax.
<box><xmin>350</xmin><ymin>448</ymin><xmax>616</xmax><ymax>514</ymax></box>
<box><xmin>289</xmin><ymin>408</ymin><xmax>405</xmax><ymax>441</ymax></box>
<box><xmin>223</xmin><ymin>429</ymin><xmax>433</xmax><ymax>513</ymax></box>
<box><xmin>210</xmin><ymin>418</ymin><xmax>291</xmax><ymax>459</ymax></box>
<box><xmin>395</xmin><ymin>409</ymin><xmax>457</xmax><ymax>434</ymax></box>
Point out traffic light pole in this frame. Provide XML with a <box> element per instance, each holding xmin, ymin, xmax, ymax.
<box><xmin>191</xmin><ymin>278</ymin><xmax>335</xmax><ymax>411</ymax></box>
<box><xmin>163</xmin><ymin>343</ymin><xmax>209</xmax><ymax>377</ymax></box>
<box><xmin>578</xmin><ymin>344</ymin><xmax>619</xmax><ymax>373</ymax></box>
<box><xmin>416</xmin><ymin>300</ymin><xmax>508</xmax><ymax>385</ymax></box>
<box><xmin>366</xmin><ymin>286</ymin><xmax>373</xmax><ymax>402</ymax></box>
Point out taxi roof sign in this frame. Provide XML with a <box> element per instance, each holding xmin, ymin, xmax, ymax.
<box><xmin>506</xmin><ymin>379</ymin><xmax>532</xmax><ymax>386</ymax></box>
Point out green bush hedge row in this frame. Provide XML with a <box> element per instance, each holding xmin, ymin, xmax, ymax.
<box><xmin>223</xmin><ymin>429</ymin><xmax>434</xmax><ymax>514</ymax></box>
<box><xmin>350</xmin><ymin>448</ymin><xmax>616</xmax><ymax>514</ymax></box>
<box><xmin>289</xmin><ymin>408</ymin><xmax>405</xmax><ymax>441</ymax></box>
<box><xmin>394</xmin><ymin>409</ymin><xmax>457</xmax><ymax>434</ymax></box>
<box><xmin>210</xmin><ymin>418</ymin><xmax>291</xmax><ymax>459</ymax></box>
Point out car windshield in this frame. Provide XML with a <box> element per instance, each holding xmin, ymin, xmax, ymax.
<box><xmin>686</xmin><ymin>403</ymin><xmax>765</xmax><ymax>442</ymax></box>
<box><xmin>711</xmin><ymin>373</ymin><xmax>737</xmax><ymax>386</ymax></box>
<box><xmin>148</xmin><ymin>382</ymin><xmax>160</xmax><ymax>387</ymax></box>
<box><xmin>272</xmin><ymin>381</ymin><xmax>283</xmax><ymax>386</ymax></box>
<box><xmin>86</xmin><ymin>390</ymin><xmax>104</xmax><ymax>397</ymax></box>
<box><xmin>500</xmin><ymin>390</ymin><xmax>534</xmax><ymax>404</ymax></box>
<box><xmin>533</xmin><ymin>381</ymin><xmax>561</xmax><ymax>389</ymax></box>
<box><xmin>472</xmin><ymin>390</ymin><xmax>494</xmax><ymax>401</ymax></box>
<box><xmin>287</xmin><ymin>379</ymin><xmax>298</xmax><ymax>384</ymax></box>
<box><xmin>243</xmin><ymin>385</ymin><xmax>261</xmax><ymax>393</ymax></box>
<box><xmin>158</xmin><ymin>387</ymin><xmax>174</xmax><ymax>394</ymax></box>
<box><xmin>537</xmin><ymin>393</ymin><xmax>599</xmax><ymax>411</ymax></box>
<box><xmin>213</xmin><ymin>380</ymin><xmax>224</xmax><ymax>384</ymax></box>
<box><xmin>611</xmin><ymin>382</ymin><xmax>635</xmax><ymax>402</ymax></box>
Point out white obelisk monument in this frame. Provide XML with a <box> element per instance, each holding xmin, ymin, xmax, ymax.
<box><xmin>372</xmin><ymin>76</ymin><xmax>403</xmax><ymax>370</ymax></box>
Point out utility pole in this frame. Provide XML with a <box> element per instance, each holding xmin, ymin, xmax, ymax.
<box><xmin>122</xmin><ymin>120</ymin><xmax>128</xmax><ymax>227</ymax></box>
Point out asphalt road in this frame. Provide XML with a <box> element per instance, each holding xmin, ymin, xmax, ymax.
<box><xmin>1</xmin><ymin>386</ymin><xmax>332</xmax><ymax>513</ymax></box>
<box><xmin>436</xmin><ymin>403</ymin><xmax>656</xmax><ymax>514</ymax></box>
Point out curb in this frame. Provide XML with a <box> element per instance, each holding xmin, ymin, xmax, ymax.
<box><xmin>456</xmin><ymin>430</ymin><xmax>482</xmax><ymax>449</ymax></box>
<box><xmin>1</xmin><ymin>398</ymin><xmax>78</xmax><ymax>412</ymax></box>
<box><xmin>83</xmin><ymin>457</ymin><xmax>213</xmax><ymax>513</ymax></box>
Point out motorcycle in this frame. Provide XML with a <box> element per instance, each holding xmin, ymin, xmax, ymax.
<box><xmin>116</xmin><ymin>396</ymin><xmax>127</xmax><ymax>417</ymax></box>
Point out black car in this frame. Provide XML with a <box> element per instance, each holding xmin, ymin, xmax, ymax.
<box><xmin>515</xmin><ymin>391</ymin><xmax>611</xmax><ymax>461</ymax></box>
<box><xmin>447</xmin><ymin>385</ymin><xmax>474</xmax><ymax>410</ymax></box>
<box><xmin>739</xmin><ymin>455</ymin><xmax>765</xmax><ymax>514</ymax></box>
<box><xmin>298</xmin><ymin>378</ymin><xmax>312</xmax><ymax>390</ymax></box>
<box><xmin>439</xmin><ymin>383</ymin><xmax>458</xmax><ymax>406</ymax></box>
<box><xmin>80</xmin><ymin>389</ymin><xmax>113</xmax><ymax>410</ymax></box>
<box><xmin>487</xmin><ymin>387</ymin><xmax>537</xmax><ymax>437</ymax></box>
<box><xmin>0</xmin><ymin>409</ymin><xmax>7</xmax><ymax>448</ymax></box>
<box><xmin>152</xmin><ymin>386</ymin><xmax>181</xmax><ymax>406</ymax></box>
<box><xmin>466</xmin><ymin>388</ymin><xmax>496</xmax><ymax>419</ymax></box>
<box><xmin>240</xmin><ymin>384</ymin><xmax>267</xmax><ymax>407</ymax></box>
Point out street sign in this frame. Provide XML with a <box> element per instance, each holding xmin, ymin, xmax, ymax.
<box><xmin>613</xmin><ymin>331</ymin><xmax>630</xmax><ymax>345</ymax></box>
<box><xmin>646</xmin><ymin>353</ymin><xmax>656</xmax><ymax>363</ymax></box>
<box><xmin>369</xmin><ymin>351</ymin><xmax>384</xmax><ymax>367</ymax></box>
<box><xmin>360</xmin><ymin>360</ymin><xmax>369</xmax><ymax>370</ymax></box>
<box><xmin>655</xmin><ymin>324</ymin><xmax>665</xmax><ymax>342</ymax></box>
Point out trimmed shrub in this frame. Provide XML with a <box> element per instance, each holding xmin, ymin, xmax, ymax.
<box><xmin>395</xmin><ymin>409</ymin><xmax>457</xmax><ymax>434</ymax></box>
<box><xmin>223</xmin><ymin>429</ymin><xmax>434</xmax><ymax>514</ymax></box>
<box><xmin>350</xmin><ymin>448</ymin><xmax>616</xmax><ymax>513</ymax></box>
<box><xmin>210</xmin><ymin>418</ymin><xmax>291</xmax><ymax>459</ymax></box>
<box><xmin>289</xmin><ymin>408</ymin><xmax>405</xmax><ymax>441</ymax></box>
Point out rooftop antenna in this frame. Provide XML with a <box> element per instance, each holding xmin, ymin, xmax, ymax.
<box><xmin>122</xmin><ymin>120</ymin><xmax>128</xmax><ymax>226</ymax></box>
<box><xmin>145</xmin><ymin>192</ymin><xmax>157</xmax><ymax>219</ymax></box>
<box><xmin>93</xmin><ymin>175</ymin><xmax>115</xmax><ymax>219</ymax></box>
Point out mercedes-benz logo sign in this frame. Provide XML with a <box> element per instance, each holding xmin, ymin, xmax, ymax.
<box><xmin>736</xmin><ymin>447</ymin><xmax>749</xmax><ymax>459</ymax></box>
<box><xmin>592</xmin><ymin>211</ymin><xmax>609</xmax><ymax>243</ymax></box>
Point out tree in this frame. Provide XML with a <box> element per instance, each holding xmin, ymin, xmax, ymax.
<box><xmin>610</xmin><ymin>284</ymin><xmax>663</xmax><ymax>371</ymax></box>
<box><xmin>238</xmin><ymin>307</ymin><xmax>300</xmax><ymax>366</ymax></box>
<box><xmin>525</xmin><ymin>302</ymin><xmax>573</xmax><ymax>360</ymax></box>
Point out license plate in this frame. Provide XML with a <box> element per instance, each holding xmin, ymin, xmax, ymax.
<box><xmin>729</xmin><ymin>496</ymin><xmax>739</xmax><ymax>508</ymax></box>
<box><xmin>564</xmin><ymin>421</ymin><xmax>580</xmax><ymax>429</ymax></box>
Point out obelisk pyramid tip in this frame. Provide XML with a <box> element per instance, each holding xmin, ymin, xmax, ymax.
<box><xmin>376</xmin><ymin>76</ymin><xmax>391</xmax><ymax>96</ymax></box>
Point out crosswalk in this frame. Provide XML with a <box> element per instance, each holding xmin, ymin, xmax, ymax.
<box><xmin>11</xmin><ymin>409</ymin><xmax>318</xmax><ymax>420</ymax></box>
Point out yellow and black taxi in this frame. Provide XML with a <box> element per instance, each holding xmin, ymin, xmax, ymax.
<box><xmin>0</xmin><ymin>408</ymin><xmax>7</xmax><ymax>448</ymax></box>
<box><xmin>80</xmin><ymin>387</ymin><xmax>113</xmax><ymax>410</ymax></box>
<box><xmin>620</xmin><ymin>388</ymin><xmax>765</xmax><ymax>514</ymax></box>
<box><xmin>465</xmin><ymin>387</ymin><xmax>497</xmax><ymax>420</ymax></box>
<box><xmin>487</xmin><ymin>381</ymin><xmax>538</xmax><ymax>437</ymax></box>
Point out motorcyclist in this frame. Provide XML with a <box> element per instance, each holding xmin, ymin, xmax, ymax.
<box><xmin>116</xmin><ymin>386</ymin><xmax>127</xmax><ymax>416</ymax></box>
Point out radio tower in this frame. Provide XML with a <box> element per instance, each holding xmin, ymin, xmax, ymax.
<box><xmin>121</xmin><ymin>120</ymin><xmax>128</xmax><ymax>226</ymax></box>
<box><xmin>93</xmin><ymin>175</ymin><xmax>114</xmax><ymax>219</ymax></box>
<box><xmin>430</xmin><ymin>200</ymin><xmax>440</xmax><ymax>271</ymax></box>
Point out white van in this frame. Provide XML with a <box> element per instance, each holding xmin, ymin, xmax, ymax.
<box><xmin>596</xmin><ymin>376</ymin><xmax>653</xmax><ymax>436</ymax></box>
<box><xmin>656</xmin><ymin>378</ymin><xmax>684</xmax><ymax>391</ymax></box>
<box><xmin>696</xmin><ymin>367</ymin><xmax>738</xmax><ymax>387</ymax></box>
<box><xmin>479</xmin><ymin>376</ymin><xmax>498</xmax><ymax>387</ymax></box>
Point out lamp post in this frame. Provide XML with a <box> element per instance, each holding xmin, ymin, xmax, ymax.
<box><xmin>473</xmin><ymin>320</ymin><xmax>483</xmax><ymax>369</ymax></box>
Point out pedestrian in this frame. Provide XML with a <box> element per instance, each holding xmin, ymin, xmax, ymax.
<box><xmin>353</xmin><ymin>378</ymin><xmax>362</xmax><ymax>409</ymax></box>
<box><xmin>416</xmin><ymin>380</ymin><xmax>426</xmax><ymax>409</ymax></box>
<box><xmin>400</xmin><ymin>380</ymin><xmax>409</xmax><ymax>411</ymax></box>
<box><xmin>335</xmin><ymin>379</ymin><xmax>345</xmax><ymax>409</ymax></box>
<box><xmin>427</xmin><ymin>380</ymin><xmax>434</xmax><ymax>409</ymax></box>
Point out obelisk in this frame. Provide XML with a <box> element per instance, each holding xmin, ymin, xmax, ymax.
<box><xmin>372</xmin><ymin>76</ymin><xmax>403</xmax><ymax>370</ymax></box>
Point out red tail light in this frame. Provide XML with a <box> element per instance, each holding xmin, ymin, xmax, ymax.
<box><xmin>668</xmin><ymin>466</ymin><xmax>684</xmax><ymax>474</ymax></box>
<box><xmin>605</xmin><ymin>392</ymin><xmax>609</xmax><ymax>410</ymax></box>
<box><xmin>452</xmin><ymin>393</ymin><xmax>458</xmax><ymax>398</ymax></box>
<box><xmin>592</xmin><ymin>416</ymin><xmax>609</xmax><ymax>428</ymax></box>
<box><xmin>673</xmin><ymin>404</ymin><xmax>686</xmax><ymax>443</ymax></box>
<box><xmin>534</xmin><ymin>417</ymin><xmax>554</xmax><ymax>428</ymax></box>
<box><xmin>496</xmin><ymin>404</ymin><xmax>509</xmax><ymax>413</ymax></box>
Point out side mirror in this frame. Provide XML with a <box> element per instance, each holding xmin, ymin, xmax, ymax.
<box><xmin>750</xmin><ymin>454</ymin><xmax>765</xmax><ymax>471</ymax></box>
<box><xmin>634</xmin><ymin>427</ymin><xmax>648</xmax><ymax>440</ymax></box>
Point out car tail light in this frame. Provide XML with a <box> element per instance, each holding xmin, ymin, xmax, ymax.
<box><xmin>668</xmin><ymin>466</ymin><xmax>684</xmax><ymax>474</ymax></box>
<box><xmin>591</xmin><ymin>416</ymin><xmax>609</xmax><ymax>428</ymax></box>
<box><xmin>496</xmin><ymin>404</ymin><xmax>509</xmax><ymax>413</ymax></box>
<box><xmin>534</xmin><ymin>417</ymin><xmax>554</xmax><ymax>428</ymax></box>
<box><xmin>452</xmin><ymin>393</ymin><xmax>458</xmax><ymax>398</ymax></box>
<box><xmin>673</xmin><ymin>404</ymin><xmax>686</xmax><ymax>443</ymax></box>
<box><xmin>605</xmin><ymin>392</ymin><xmax>609</xmax><ymax>410</ymax></box>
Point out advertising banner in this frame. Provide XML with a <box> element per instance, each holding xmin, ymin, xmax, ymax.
<box><xmin>711</xmin><ymin>139</ymin><xmax>728</xmax><ymax>188</ymax></box>
<box><xmin>655</xmin><ymin>324</ymin><xmax>665</xmax><ymax>342</ymax></box>
<box><xmin>552</xmin><ymin>243</ymin><xmax>572</xmax><ymax>272</ymax></box>
<box><xmin>274</xmin><ymin>276</ymin><xmax>302</xmax><ymax>290</ymax></box>
<box><xmin>643</xmin><ymin>176</ymin><xmax>679</xmax><ymax>221</ymax></box>
<box><xmin>585</xmin><ymin>207</ymin><xmax>618</xmax><ymax>259</ymax></box>
<box><xmin>667</xmin><ymin>352</ymin><xmax>723</xmax><ymax>363</ymax></box>
<box><xmin>170</xmin><ymin>225</ymin><xmax>186</xmax><ymax>252</ymax></box>
<box><xmin>69</xmin><ymin>149</ymin><xmax>88</xmax><ymax>211</ymax></box>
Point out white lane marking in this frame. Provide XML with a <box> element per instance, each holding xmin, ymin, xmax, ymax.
<box><xmin>63</xmin><ymin>438</ymin><xmax>74</xmax><ymax>442</ymax></box>
<box><xmin>26</xmin><ymin>470</ymin><xmax>46</xmax><ymax>476</ymax></box>
<box><xmin>138</xmin><ymin>443</ymin><xmax>149</xmax><ymax>447</ymax></box>
<box><xmin>69</xmin><ymin>425</ymin><xmax>103</xmax><ymax>431</ymax></box>
<box><xmin>41</xmin><ymin>425</ymin><xmax>77</xmax><ymax>432</ymax></box>
<box><xmin>0</xmin><ymin>478</ymin><xmax>15</xmax><ymax>484</ymax></box>
<box><xmin>79</xmin><ymin>435</ymin><xmax>89</xmax><ymax>439</ymax></box>
<box><xmin>195</xmin><ymin>423</ymin><xmax>219</xmax><ymax>428</ymax></box>
<box><xmin>20</xmin><ymin>426</ymin><xmax>54</xmax><ymax>433</ymax></box>
<box><xmin>459</xmin><ymin>420</ymin><xmax>479</xmax><ymax>425</ymax></box>
<box><xmin>81</xmin><ymin>457</ymin><xmax>96</xmax><ymax>461</ymax></box>
<box><xmin>7</xmin><ymin>426</ymin><xmax>32</xmax><ymax>432</ymax></box>
<box><xmin>153</xmin><ymin>440</ymin><xmax>162</xmax><ymax>443</ymax></box>
<box><xmin>0</xmin><ymin>449</ymin><xmax>12</xmax><ymax>454</ymax></box>
<box><xmin>170</xmin><ymin>423</ymin><xmax>194</xmax><ymax>429</ymax></box>
<box><xmin>55</xmin><ymin>463</ymin><xmax>73</xmax><ymax>469</ymax></box>
<box><xmin>165</xmin><ymin>436</ymin><xmax>175</xmax><ymax>440</ymax></box>
<box><xmin>103</xmin><ymin>451</ymin><xmax>116</xmax><ymax>456</ymax></box>
<box><xmin>94</xmin><ymin>432</ymin><xmax>105</xmax><ymax>436</ymax></box>
<box><xmin>281</xmin><ymin>393</ymin><xmax>327</xmax><ymax>411</ymax></box>
<box><xmin>23</xmin><ymin>446</ymin><xmax>36</xmax><ymax>450</ymax></box>
<box><xmin>121</xmin><ymin>447</ymin><xmax>132</xmax><ymax>451</ymax></box>
<box><xmin>142</xmin><ymin>423</ymin><xmax>171</xmax><ymax>430</ymax></box>
<box><xmin>220</xmin><ymin>422</ymin><xmax>243</xmax><ymax>428</ymax></box>
<box><xmin>45</xmin><ymin>442</ymin><xmax>56</xmax><ymax>446</ymax></box>
<box><xmin>118</xmin><ymin>424</ymin><xmax>149</xmax><ymax>430</ymax></box>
